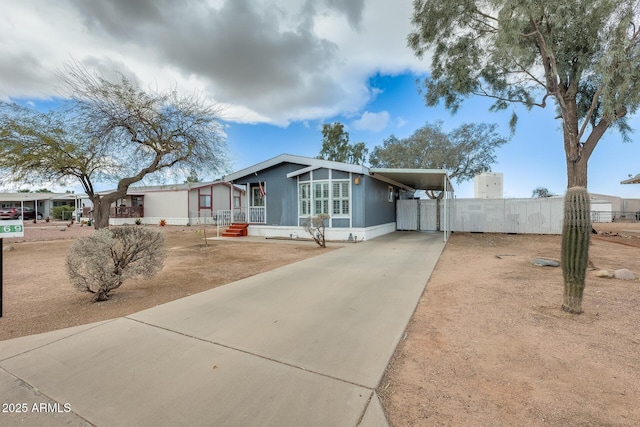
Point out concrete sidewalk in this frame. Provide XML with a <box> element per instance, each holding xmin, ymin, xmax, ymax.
<box><xmin>0</xmin><ymin>232</ymin><xmax>446</xmax><ymax>427</ymax></box>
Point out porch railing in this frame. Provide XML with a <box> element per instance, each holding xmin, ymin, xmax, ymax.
<box><xmin>110</xmin><ymin>206</ymin><xmax>144</xmax><ymax>218</ymax></box>
<box><xmin>248</xmin><ymin>207</ymin><xmax>265</xmax><ymax>223</ymax></box>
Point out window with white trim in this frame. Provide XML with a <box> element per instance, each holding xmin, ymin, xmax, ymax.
<box><xmin>314</xmin><ymin>182</ymin><xmax>329</xmax><ymax>214</ymax></box>
<box><xmin>332</xmin><ymin>181</ymin><xmax>349</xmax><ymax>215</ymax></box>
<box><xmin>299</xmin><ymin>183</ymin><xmax>311</xmax><ymax>216</ymax></box>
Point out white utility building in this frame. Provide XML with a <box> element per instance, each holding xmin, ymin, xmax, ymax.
<box><xmin>474</xmin><ymin>172</ymin><xmax>504</xmax><ymax>199</ymax></box>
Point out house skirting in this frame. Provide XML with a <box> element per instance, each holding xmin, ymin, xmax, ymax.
<box><xmin>246</xmin><ymin>222</ymin><xmax>397</xmax><ymax>241</ymax></box>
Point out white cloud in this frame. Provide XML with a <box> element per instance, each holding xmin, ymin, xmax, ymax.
<box><xmin>0</xmin><ymin>0</ymin><xmax>424</xmax><ymax>125</ymax></box>
<box><xmin>351</xmin><ymin>111</ymin><xmax>390</xmax><ymax>132</ymax></box>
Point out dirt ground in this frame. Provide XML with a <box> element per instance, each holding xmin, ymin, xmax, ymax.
<box><xmin>380</xmin><ymin>222</ymin><xmax>640</xmax><ymax>427</ymax></box>
<box><xmin>0</xmin><ymin>223</ymin><xmax>333</xmax><ymax>341</ymax></box>
<box><xmin>2</xmin><ymin>221</ymin><xmax>639</xmax><ymax>426</ymax></box>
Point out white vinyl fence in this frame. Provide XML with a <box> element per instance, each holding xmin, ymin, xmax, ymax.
<box><xmin>445</xmin><ymin>198</ymin><xmax>564</xmax><ymax>234</ymax></box>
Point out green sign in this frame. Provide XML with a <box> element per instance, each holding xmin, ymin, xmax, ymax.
<box><xmin>0</xmin><ymin>221</ymin><xmax>24</xmax><ymax>238</ymax></box>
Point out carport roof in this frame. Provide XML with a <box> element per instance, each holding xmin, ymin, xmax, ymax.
<box><xmin>369</xmin><ymin>168</ymin><xmax>453</xmax><ymax>192</ymax></box>
<box><xmin>621</xmin><ymin>174</ymin><xmax>640</xmax><ymax>184</ymax></box>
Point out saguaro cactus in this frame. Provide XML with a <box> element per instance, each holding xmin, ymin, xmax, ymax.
<box><xmin>561</xmin><ymin>187</ymin><xmax>591</xmax><ymax>314</ymax></box>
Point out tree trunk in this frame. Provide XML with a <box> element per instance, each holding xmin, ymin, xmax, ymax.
<box><xmin>91</xmin><ymin>197</ymin><xmax>112</xmax><ymax>229</ymax></box>
<box><xmin>561</xmin><ymin>187</ymin><xmax>590</xmax><ymax>314</ymax></box>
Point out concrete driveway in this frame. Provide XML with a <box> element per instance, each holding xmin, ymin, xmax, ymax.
<box><xmin>0</xmin><ymin>231</ymin><xmax>446</xmax><ymax>427</ymax></box>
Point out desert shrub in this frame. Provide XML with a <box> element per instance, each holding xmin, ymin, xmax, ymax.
<box><xmin>67</xmin><ymin>227</ymin><xmax>167</xmax><ymax>302</ymax></box>
<box><xmin>303</xmin><ymin>214</ymin><xmax>330</xmax><ymax>248</ymax></box>
<box><xmin>51</xmin><ymin>205</ymin><xmax>75</xmax><ymax>220</ymax></box>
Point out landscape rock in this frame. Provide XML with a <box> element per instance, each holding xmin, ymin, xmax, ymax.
<box><xmin>2</xmin><ymin>245</ymin><xmax>15</xmax><ymax>251</ymax></box>
<box><xmin>532</xmin><ymin>258</ymin><xmax>560</xmax><ymax>267</ymax></box>
<box><xmin>614</xmin><ymin>269</ymin><xmax>637</xmax><ymax>281</ymax></box>
<box><xmin>594</xmin><ymin>269</ymin><xmax>614</xmax><ymax>278</ymax></box>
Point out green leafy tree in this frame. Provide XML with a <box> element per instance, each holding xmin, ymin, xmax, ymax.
<box><xmin>317</xmin><ymin>122</ymin><xmax>368</xmax><ymax>164</ymax></box>
<box><xmin>370</xmin><ymin>121</ymin><xmax>507</xmax><ymax>198</ymax></box>
<box><xmin>409</xmin><ymin>0</ymin><xmax>640</xmax><ymax>314</ymax></box>
<box><xmin>0</xmin><ymin>62</ymin><xmax>227</xmax><ymax>229</ymax></box>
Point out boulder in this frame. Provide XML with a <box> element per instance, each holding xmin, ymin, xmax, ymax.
<box><xmin>594</xmin><ymin>269</ymin><xmax>614</xmax><ymax>278</ymax></box>
<box><xmin>532</xmin><ymin>258</ymin><xmax>560</xmax><ymax>267</ymax></box>
<box><xmin>2</xmin><ymin>245</ymin><xmax>15</xmax><ymax>252</ymax></box>
<box><xmin>614</xmin><ymin>269</ymin><xmax>637</xmax><ymax>281</ymax></box>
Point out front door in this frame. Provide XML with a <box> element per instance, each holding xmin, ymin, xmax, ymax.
<box><xmin>249</xmin><ymin>182</ymin><xmax>266</xmax><ymax>223</ymax></box>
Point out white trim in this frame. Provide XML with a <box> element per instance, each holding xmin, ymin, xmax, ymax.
<box><xmin>109</xmin><ymin>217</ymin><xmax>190</xmax><ymax>226</ymax></box>
<box><xmin>225</xmin><ymin>154</ymin><xmax>368</xmax><ymax>182</ymax></box>
<box><xmin>286</xmin><ymin>165</ymin><xmax>320</xmax><ymax>178</ymax></box>
<box><xmin>245</xmin><ymin>222</ymin><xmax>397</xmax><ymax>241</ymax></box>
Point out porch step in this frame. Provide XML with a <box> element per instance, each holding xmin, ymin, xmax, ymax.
<box><xmin>221</xmin><ymin>223</ymin><xmax>249</xmax><ymax>237</ymax></box>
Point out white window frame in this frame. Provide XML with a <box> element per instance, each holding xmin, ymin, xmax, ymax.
<box><xmin>332</xmin><ymin>181</ymin><xmax>350</xmax><ymax>216</ymax></box>
<box><xmin>299</xmin><ymin>182</ymin><xmax>311</xmax><ymax>216</ymax></box>
<box><xmin>313</xmin><ymin>181</ymin><xmax>329</xmax><ymax>215</ymax></box>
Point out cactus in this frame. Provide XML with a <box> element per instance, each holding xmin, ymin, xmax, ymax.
<box><xmin>561</xmin><ymin>187</ymin><xmax>591</xmax><ymax>314</ymax></box>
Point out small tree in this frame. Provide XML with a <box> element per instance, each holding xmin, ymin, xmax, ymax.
<box><xmin>67</xmin><ymin>227</ymin><xmax>166</xmax><ymax>302</ymax></box>
<box><xmin>303</xmin><ymin>214</ymin><xmax>330</xmax><ymax>248</ymax></box>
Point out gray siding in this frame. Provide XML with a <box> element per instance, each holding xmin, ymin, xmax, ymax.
<box><xmin>231</xmin><ymin>162</ymin><xmax>306</xmax><ymax>226</ymax></box>
<box><xmin>230</xmin><ymin>162</ymin><xmax>401</xmax><ymax>229</ymax></box>
<box><xmin>362</xmin><ymin>176</ymin><xmax>397</xmax><ymax>227</ymax></box>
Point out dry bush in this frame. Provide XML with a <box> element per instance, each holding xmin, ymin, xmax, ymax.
<box><xmin>303</xmin><ymin>214</ymin><xmax>330</xmax><ymax>248</ymax></box>
<box><xmin>66</xmin><ymin>227</ymin><xmax>166</xmax><ymax>302</ymax></box>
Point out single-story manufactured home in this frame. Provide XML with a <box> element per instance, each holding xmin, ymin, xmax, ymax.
<box><xmin>223</xmin><ymin>154</ymin><xmax>453</xmax><ymax>241</ymax></box>
<box><xmin>107</xmin><ymin>181</ymin><xmax>245</xmax><ymax>226</ymax></box>
<box><xmin>0</xmin><ymin>192</ymin><xmax>85</xmax><ymax>219</ymax></box>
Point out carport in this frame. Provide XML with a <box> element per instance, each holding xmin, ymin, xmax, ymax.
<box><xmin>368</xmin><ymin>168</ymin><xmax>454</xmax><ymax>241</ymax></box>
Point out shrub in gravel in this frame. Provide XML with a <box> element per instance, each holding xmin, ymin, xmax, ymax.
<box><xmin>66</xmin><ymin>227</ymin><xmax>166</xmax><ymax>302</ymax></box>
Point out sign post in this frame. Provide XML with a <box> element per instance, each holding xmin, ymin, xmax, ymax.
<box><xmin>1</xmin><ymin>220</ymin><xmax>25</xmax><ymax>317</ymax></box>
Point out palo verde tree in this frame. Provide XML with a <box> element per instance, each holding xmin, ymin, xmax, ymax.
<box><xmin>409</xmin><ymin>0</ymin><xmax>640</xmax><ymax>313</ymax></box>
<box><xmin>317</xmin><ymin>122</ymin><xmax>369</xmax><ymax>164</ymax></box>
<box><xmin>0</xmin><ymin>62</ymin><xmax>227</xmax><ymax>229</ymax></box>
<box><xmin>370</xmin><ymin>121</ymin><xmax>507</xmax><ymax>228</ymax></box>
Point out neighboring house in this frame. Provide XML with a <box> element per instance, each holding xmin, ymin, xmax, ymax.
<box><xmin>107</xmin><ymin>181</ymin><xmax>245</xmax><ymax>226</ymax></box>
<box><xmin>0</xmin><ymin>192</ymin><xmax>86</xmax><ymax>219</ymax></box>
<box><xmin>223</xmin><ymin>154</ymin><xmax>453</xmax><ymax>241</ymax></box>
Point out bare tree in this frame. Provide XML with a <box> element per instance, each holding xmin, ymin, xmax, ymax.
<box><xmin>0</xmin><ymin>62</ymin><xmax>227</xmax><ymax>228</ymax></box>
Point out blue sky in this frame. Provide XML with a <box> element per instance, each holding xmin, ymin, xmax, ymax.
<box><xmin>225</xmin><ymin>72</ymin><xmax>640</xmax><ymax>199</ymax></box>
<box><xmin>1</xmin><ymin>0</ymin><xmax>639</xmax><ymax>199</ymax></box>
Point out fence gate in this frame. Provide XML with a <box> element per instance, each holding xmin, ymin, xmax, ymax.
<box><xmin>397</xmin><ymin>199</ymin><xmax>439</xmax><ymax>231</ymax></box>
<box><xmin>396</xmin><ymin>199</ymin><xmax>418</xmax><ymax>230</ymax></box>
<box><xmin>419</xmin><ymin>199</ymin><xmax>438</xmax><ymax>231</ymax></box>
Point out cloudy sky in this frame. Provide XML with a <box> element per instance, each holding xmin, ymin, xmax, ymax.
<box><xmin>2</xmin><ymin>0</ymin><xmax>639</xmax><ymax>198</ymax></box>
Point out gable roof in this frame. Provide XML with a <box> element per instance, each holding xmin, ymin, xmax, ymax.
<box><xmin>224</xmin><ymin>154</ymin><xmax>453</xmax><ymax>192</ymax></box>
<box><xmin>224</xmin><ymin>154</ymin><xmax>368</xmax><ymax>182</ymax></box>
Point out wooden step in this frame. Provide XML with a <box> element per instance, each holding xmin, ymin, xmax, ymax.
<box><xmin>221</xmin><ymin>223</ymin><xmax>249</xmax><ymax>237</ymax></box>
